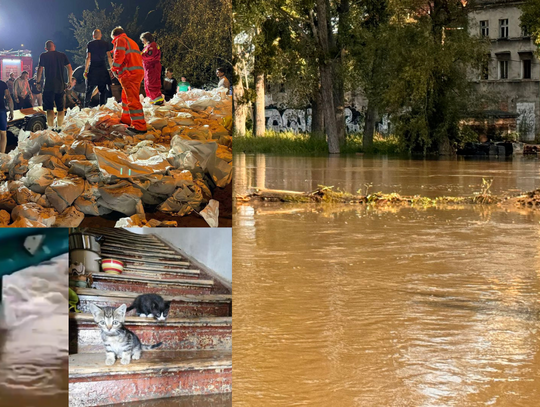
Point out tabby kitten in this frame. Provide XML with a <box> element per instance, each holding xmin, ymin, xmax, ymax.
<box><xmin>126</xmin><ymin>294</ymin><xmax>171</xmax><ymax>321</ymax></box>
<box><xmin>88</xmin><ymin>303</ymin><xmax>162</xmax><ymax>365</ymax></box>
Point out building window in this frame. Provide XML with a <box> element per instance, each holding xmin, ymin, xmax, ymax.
<box><xmin>499</xmin><ymin>19</ymin><xmax>509</xmax><ymax>38</ymax></box>
<box><xmin>480</xmin><ymin>20</ymin><xmax>489</xmax><ymax>37</ymax></box>
<box><xmin>522</xmin><ymin>25</ymin><xmax>531</xmax><ymax>37</ymax></box>
<box><xmin>499</xmin><ymin>60</ymin><xmax>509</xmax><ymax>79</ymax></box>
<box><xmin>482</xmin><ymin>61</ymin><xmax>489</xmax><ymax>80</ymax></box>
<box><xmin>523</xmin><ymin>59</ymin><xmax>532</xmax><ymax>79</ymax></box>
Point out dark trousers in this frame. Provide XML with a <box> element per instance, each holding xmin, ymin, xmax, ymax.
<box><xmin>85</xmin><ymin>66</ymin><xmax>111</xmax><ymax>107</ymax></box>
<box><xmin>15</xmin><ymin>95</ymin><xmax>32</xmax><ymax>110</ymax></box>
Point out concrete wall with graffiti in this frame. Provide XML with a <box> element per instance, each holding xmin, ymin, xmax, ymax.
<box><xmin>265</xmin><ymin>107</ymin><xmax>390</xmax><ymax>134</ymax></box>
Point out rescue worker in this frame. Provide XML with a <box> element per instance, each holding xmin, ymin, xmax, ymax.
<box><xmin>110</xmin><ymin>26</ymin><xmax>147</xmax><ymax>134</ymax></box>
<box><xmin>140</xmin><ymin>32</ymin><xmax>163</xmax><ymax>105</ymax></box>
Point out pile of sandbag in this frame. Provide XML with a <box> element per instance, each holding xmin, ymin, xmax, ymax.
<box><xmin>0</xmin><ymin>88</ymin><xmax>232</xmax><ymax>228</ymax></box>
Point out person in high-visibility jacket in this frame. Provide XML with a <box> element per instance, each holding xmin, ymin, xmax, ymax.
<box><xmin>140</xmin><ymin>32</ymin><xmax>163</xmax><ymax>105</ymax></box>
<box><xmin>110</xmin><ymin>26</ymin><xmax>147</xmax><ymax>133</ymax></box>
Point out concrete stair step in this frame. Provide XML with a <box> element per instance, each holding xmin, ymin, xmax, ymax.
<box><xmin>122</xmin><ymin>264</ymin><xmax>201</xmax><ymax>278</ymax></box>
<box><xmin>90</xmin><ymin>273</ymin><xmax>214</xmax><ymax>296</ymax></box>
<box><xmin>100</xmin><ymin>247</ymin><xmax>187</xmax><ymax>262</ymax></box>
<box><xmin>98</xmin><ymin>253</ymin><xmax>191</xmax><ymax>267</ymax></box>
<box><xmin>70</xmin><ymin>313</ymin><xmax>231</xmax><ymax>353</ymax></box>
<box><xmin>118</xmin><ymin>269</ymin><xmax>200</xmax><ymax>280</ymax></box>
<box><xmin>101</xmin><ymin>241</ymin><xmax>176</xmax><ymax>255</ymax></box>
<box><xmin>69</xmin><ymin>351</ymin><xmax>232</xmax><ymax>407</ymax></box>
<box><xmin>74</xmin><ymin>288</ymin><xmax>232</xmax><ymax>318</ymax></box>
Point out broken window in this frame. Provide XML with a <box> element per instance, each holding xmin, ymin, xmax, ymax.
<box><xmin>499</xmin><ymin>19</ymin><xmax>509</xmax><ymax>39</ymax></box>
<box><xmin>480</xmin><ymin>20</ymin><xmax>489</xmax><ymax>37</ymax></box>
<box><xmin>523</xmin><ymin>59</ymin><xmax>532</xmax><ymax>79</ymax></box>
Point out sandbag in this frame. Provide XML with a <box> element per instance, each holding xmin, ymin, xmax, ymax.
<box><xmin>97</xmin><ymin>181</ymin><xmax>144</xmax><ymax>216</ymax></box>
<box><xmin>45</xmin><ymin>177</ymin><xmax>85</xmax><ymax>213</ymax></box>
<box><xmin>74</xmin><ymin>182</ymin><xmax>100</xmax><ymax>216</ymax></box>
<box><xmin>25</xmin><ymin>164</ymin><xmax>54</xmax><ymax>193</ymax></box>
<box><xmin>199</xmin><ymin>199</ymin><xmax>219</xmax><ymax>227</ymax></box>
<box><xmin>94</xmin><ymin>146</ymin><xmax>171</xmax><ymax>179</ymax></box>
<box><xmin>54</xmin><ymin>206</ymin><xmax>84</xmax><ymax>227</ymax></box>
<box><xmin>11</xmin><ymin>203</ymin><xmax>57</xmax><ymax>226</ymax></box>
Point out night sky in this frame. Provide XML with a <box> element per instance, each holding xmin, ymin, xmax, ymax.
<box><xmin>0</xmin><ymin>0</ymin><xmax>161</xmax><ymax>66</ymax></box>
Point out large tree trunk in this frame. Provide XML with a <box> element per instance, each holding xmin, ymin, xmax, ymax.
<box><xmin>233</xmin><ymin>97</ymin><xmax>248</xmax><ymax>137</ymax></box>
<box><xmin>333</xmin><ymin>63</ymin><xmax>346</xmax><ymax>142</ymax></box>
<box><xmin>317</xmin><ymin>0</ymin><xmax>340</xmax><ymax>154</ymax></box>
<box><xmin>233</xmin><ymin>71</ymin><xmax>247</xmax><ymax>136</ymax></box>
<box><xmin>311</xmin><ymin>88</ymin><xmax>325</xmax><ymax>138</ymax></box>
<box><xmin>363</xmin><ymin>102</ymin><xmax>377</xmax><ymax>151</ymax></box>
<box><xmin>254</xmin><ymin>72</ymin><xmax>266</xmax><ymax>137</ymax></box>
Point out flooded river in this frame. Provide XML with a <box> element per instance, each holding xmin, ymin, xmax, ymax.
<box><xmin>233</xmin><ymin>154</ymin><xmax>540</xmax><ymax>407</ymax></box>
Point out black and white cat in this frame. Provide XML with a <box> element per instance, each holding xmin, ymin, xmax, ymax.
<box><xmin>126</xmin><ymin>294</ymin><xmax>171</xmax><ymax>321</ymax></box>
<box><xmin>88</xmin><ymin>303</ymin><xmax>162</xmax><ymax>365</ymax></box>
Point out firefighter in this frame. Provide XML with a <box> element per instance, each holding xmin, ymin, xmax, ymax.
<box><xmin>140</xmin><ymin>32</ymin><xmax>163</xmax><ymax>105</ymax></box>
<box><xmin>110</xmin><ymin>26</ymin><xmax>147</xmax><ymax>134</ymax></box>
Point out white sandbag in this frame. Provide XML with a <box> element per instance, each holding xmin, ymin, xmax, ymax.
<box><xmin>167</xmin><ymin>151</ymin><xmax>198</xmax><ymax>170</ymax></box>
<box><xmin>8</xmin><ymin>217</ymin><xmax>49</xmax><ymax>228</ymax></box>
<box><xmin>69</xmin><ymin>140</ymin><xmax>96</xmax><ymax>160</ymax></box>
<box><xmin>15</xmin><ymin>186</ymin><xmax>41</xmax><ymax>205</ymax></box>
<box><xmin>25</xmin><ymin>164</ymin><xmax>54</xmax><ymax>193</ymax></box>
<box><xmin>8</xmin><ymin>153</ymin><xmax>29</xmax><ymax>180</ymax></box>
<box><xmin>148</xmin><ymin>118</ymin><xmax>168</xmax><ymax>130</ymax></box>
<box><xmin>0</xmin><ymin>181</ymin><xmax>16</xmax><ymax>211</ymax></box>
<box><xmin>0</xmin><ymin>153</ymin><xmax>11</xmax><ymax>172</ymax></box>
<box><xmin>147</xmin><ymin>175</ymin><xmax>176</xmax><ymax>196</ymax></box>
<box><xmin>97</xmin><ymin>181</ymin><xmax>144</xmax><ymax>216</ymax></box>
<box><xmin>54</xmin><ymin>206</ymin><xmax>84</xmax><ymax>227</ymax></box>
<box><xmin>199</xmin><ymin>199</ymin><xmax>219</xmax><ymax>227</ymax></box>
<box><xmin>0</xmin><ymin>209</ymin><xmax>10</xmax><ymax>226</ymax></box>
<box><xmin>45</xmin><ymin>177</ymin><xmax>85</xmax><ymax>213</ymax></box>
<box><xmin>114</xmin><ymin>214</ymin><xmax>146</xmax><ymax>228</ymax></box>
<box><xmin>170</xmin><ymin>138</ymin><xmax>232</xmax><ymax>187</ymax></box>
<box><xmin>94</xmin><ymin>146</ymin><xmax>171</xmax><ymax>178</ymax></box>
<box><xmin>158</xmin><ymin>182</ymin><xmax>204</xmax><ymax>215</ymax></box>
<box><xmin>74</xmin><ymin>182</ymin><xmax>100</xmax><ymax>216</ymax></box>
<box><xmin>11</xmin><ymin>203</ymin><xmax>57</xmax><ymax>226</ymax></box>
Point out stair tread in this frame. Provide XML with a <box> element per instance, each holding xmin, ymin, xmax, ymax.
<box><xmin>92</xmin><ymin>273</ymin><xmax>213</xmax><ymax>286</ymax></box>
<box><xmin>99</xmin><ymin>254</ymin><xmax>190</xmax><ymax>266</ymax></box>
<box><xmin>123</xmin><ymin>267</ymin><xmax>201</xmax><ymax>276</ymax></box>
<box><xmin>101</xmin><ymin>248</ymin><xmax>186</xmax><ymax>260</ymax></box>
<box><xmin>74</xmin><ymin>288</ymin><xmax>231</xmax><ymax>303</ymax></box>
<box><xmin>70</xmin><ymin>313</ymin><xmax>232</xmax><ymax>326</ymax></box>
<box><xmin>69</xmin><ymin>350</ymin><xmax>231</xmax><ymax>377</ymax></box>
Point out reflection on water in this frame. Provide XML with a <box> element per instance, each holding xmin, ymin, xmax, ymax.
<box><xmin>233</xmin><ymin>155</ymin><xmax>540</xmax><ymax>407</ymax></box>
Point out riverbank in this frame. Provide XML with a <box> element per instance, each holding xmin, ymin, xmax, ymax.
<box><xmin>233</xmin><ymin>132</ymin><xmax>400</xmax><ymax>155</ymax></box>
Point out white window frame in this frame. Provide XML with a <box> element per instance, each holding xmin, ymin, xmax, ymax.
<box><xmin>480</xmin><ymin>20</ymin><xmax>489</xmax><ymax>37</ymax></box>
<box><xmin>499</xmin><ymin>19</ymin><xmax>509</xmax><ymax>39</ymax></box>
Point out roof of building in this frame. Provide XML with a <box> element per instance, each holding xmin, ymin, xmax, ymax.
<box><xmin>473</xmin><ymin>0</ymin><xmax>525</xmax><ymax>8</ymax></box>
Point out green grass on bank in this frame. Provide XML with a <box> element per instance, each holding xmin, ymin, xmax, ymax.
<box><xmin>233</xmin><ymin>131</ymin><xmax>401</xmax><ymax>155</ymax></box>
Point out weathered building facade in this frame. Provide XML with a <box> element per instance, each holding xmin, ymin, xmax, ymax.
<box><xmin>469</xmin><ymin>0</ymin><xmax>539</xmax><ymax>141</ymax></box>
<box><xmin>263</xmin><ymin>0</ymin><xmax>539</xmax><ymax>141</ymax></box>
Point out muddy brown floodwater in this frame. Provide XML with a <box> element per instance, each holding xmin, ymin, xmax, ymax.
<box><xmin>233</xmin><ymin>154</ymin><xmax>540</xmax><ymax>407</ymax></box>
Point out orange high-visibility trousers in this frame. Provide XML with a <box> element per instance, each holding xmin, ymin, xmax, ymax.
<box><xmin>119</xmin><ymin>70</ymin><xmax>147</xmax><ymax>132</ymax></box>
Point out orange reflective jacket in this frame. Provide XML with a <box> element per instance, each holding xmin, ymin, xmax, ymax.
<box><xmin>111</xmin><ymin>33</ymin><xmax>144</xmax><ymax>78</ymax></box>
